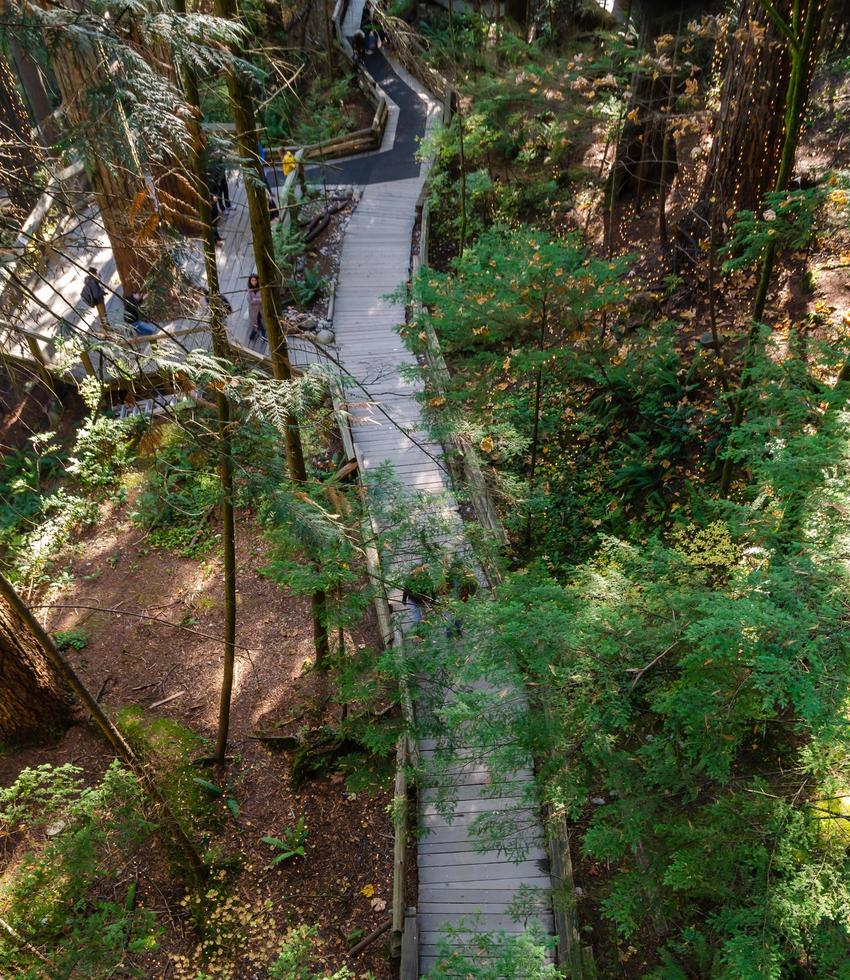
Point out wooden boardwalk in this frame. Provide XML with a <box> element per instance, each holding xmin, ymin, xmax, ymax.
<box><xmin>3</xmin><ymin>168</ymin><xmax>326</xmax><ymax>379</ymax></box>
<box><xmin>330</xmin><ymin>5</ymin><xmax>555</xmax><ymax>973</ymax></box>
<box><xmin>4</xmin><ymin>6</ymin><xmax>557</xmax><ymax>968</ymax></box>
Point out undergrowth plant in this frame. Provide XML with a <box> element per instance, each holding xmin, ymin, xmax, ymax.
<box><xmin>0</xmin><ymin>762</ymin><xmax>160</xmax><ymax>978</ymax></box>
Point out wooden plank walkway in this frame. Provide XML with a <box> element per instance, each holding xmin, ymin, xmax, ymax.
<box><xmin>331</xmin><ymin>4</ymin><xmax>555</xmax><ymax>973</ymax></box>
<box><xmin>4</xmin><ymin>8</ymin><xmax>557</xmax><ymax>967</ymax></box>
<box><xmin>2</xmin><ymin>170</ymin><xmax>330</xmax><ymax>379</ymax></box>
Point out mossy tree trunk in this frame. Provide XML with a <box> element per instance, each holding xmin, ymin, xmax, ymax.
<box><xmin>214</xmin><ymin>0</ymin><xmax>330</xmax><ymax>666</ymax></box>
<box><xmin>0</xmin><ymin>573</ymin><xmax>207</xmax><ymax>880</ymax></box>
<box><xmin>49</xmin><ymin>35</ymin><xmax>158</xmax><ymax>291</ymax></box>
<box><xmin>0</xmin><ymin>587</ymin><xmax>71</xmax><ymax>743</ymax></box>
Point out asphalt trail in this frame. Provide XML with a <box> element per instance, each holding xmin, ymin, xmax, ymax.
<box><xmin>269</xmin><ymin>51</ymin><xmax>429</xmax><ymax>187</ymax></box>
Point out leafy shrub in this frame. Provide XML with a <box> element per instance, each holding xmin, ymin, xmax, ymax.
<box><xmin>290</xmin><ymin>264</ymin><xmax>327</xmax><ymax>309</ymax></box>
<box><xmin>0</xmin><ymin>762</ymin><xmax>160</xmax><ymax>978</ymax></box>
<box><xmin>53</xmin><ymin>626</ymin><xmax>89</xmax><ymax>650</ymax></box>
<box><xmin>66</xmin><ymin>413</ymin><xmax>141</xmax><ymax>492</ymax></box>
<box><xmin>265</xmin><ymin>76</ymin><xmax>353</xmax><ymax>146</ymax></box>
<box><xmin>425</xmin><ymin>920</ymin><xmax>559</xmax><ymax>978</ymax></box>
<box><xmin>416</xmin><ymin>544</ymin><xmax>850</xmax><ymax>976</ymax></box>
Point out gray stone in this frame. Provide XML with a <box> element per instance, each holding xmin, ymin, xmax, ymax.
<box><xmin>316</xmin><ymin>328</ymin><xmax>335</xmax><ymax>345</ymax></box>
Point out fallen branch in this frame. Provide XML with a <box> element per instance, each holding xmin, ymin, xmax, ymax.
<box><xmin>30</xmin><ymin>603</ymin><xmax>253</xmax><ymax>652</ymax></box>
<box><xmin>626</xmin><ymin>638</ymin><xmax>681</xmax><ymax>688</ymax></box>
<box><xmin>150</xmin><ymin>691</ymin><xmax>185</xmax><ymax>710</ymax></box>
<box><xmin>349</xmin><ymin>918</ymin><xmax>391</xmax><ymax>956</ymax></box>
<box><xmin>0</xmin><ymin>914</ymin><xmax>53</xmax><ymax>966</ymax></box>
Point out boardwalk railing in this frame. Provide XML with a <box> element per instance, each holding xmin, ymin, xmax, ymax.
<box><xmin>407</xmin><ymin>39</ymin><xmax>596</xmax><ymax>977</ymax></box>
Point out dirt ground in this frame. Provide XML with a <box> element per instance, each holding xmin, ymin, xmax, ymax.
<box><xmin>0</xmin><ymin>505</ymin><xmax>395</xmax><ymax>978</ymax></box>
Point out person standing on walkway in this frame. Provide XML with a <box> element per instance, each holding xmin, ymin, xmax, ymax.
<box><xmin>207</xmin><ymin>175</ymin><xmax>225</xmax><ymax>247</ymax></box>
<box><xmin>209</xmin><ymin>149</ymin><xmax>230</xmax><ymax>212</ymax></box>
<box><xmin>123</xmin><ymin>289</ymin><xmax>158</xmax><ymax>336</ymax></box>
<box><xmin>81</xmin><ymin>266</ymin><xmax>108</xmax><ymax>330</ymax></box>
<box><xmin>351</xmin><ymin>30</ymin><xmax>366</xmax><ymax>71</ymax></box>
<box><xmin>365</xmin><ymin>27</ymin><xmax>380</xmax><ymax>56</ymax></box>
<box><xmin>247</xmin><ymin>274</ymin><xmax>266</xmax><ymax>343</ymax></box>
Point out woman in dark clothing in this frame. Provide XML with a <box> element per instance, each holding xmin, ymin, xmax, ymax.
<box><xmin>81</xmin><ymin>266</ymin><xmax>107</xmax><ymax>328</ymax></box>
<box><xmin>247</xmin><ymin>274</ymin><xmax>266</xmax><ymax>343</ymax></box>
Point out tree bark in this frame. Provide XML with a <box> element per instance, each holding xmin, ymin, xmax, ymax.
<box><xmin>173</xmin><ymin>0</ymin><xmax>239</xmax><ymax>764</ymax></box>
<box><xmin>0</xmin><ymin>573</ymin><xmax>206</xmax><ymax>880</ymax></box>
<box><xmin>215</xmin><ymin>0</ymin><xmax>329</xmax><ymax>666</ymax></box>
<box><xmin>0</xmin><ymin>52</ymin><xmax>44</xmax><ymax>213</ymax></box>
<box><xmin>48</xmin><ymin>33</ymin><xmax>158</xmax><ymax>291</ymax></box>
<box><xmin>8</xmin><ymin>41</ymin><xmax>56</xmax><ymax>143</ymax></box>
<box><xmin>0</xmin><ymin>588</ymin><xmax>71</xmax><ymax>743</ymax></box>
<box><xmin>698</xmin><ymin>0</ymin><xmax>814</xmax><ymax>223</ymax></box>
<box><xmin>611</xmin><ymin>12</ymin><xmax>674</xmax><ymax>201</ymax></box>
<box><xmin>718</xmin><ymin>0</ymin><xmax>824</xmax><ymax>498</ymax></box>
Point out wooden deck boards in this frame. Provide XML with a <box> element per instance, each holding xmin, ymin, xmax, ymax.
<box><xmin>7</xmin><ymin>12</ymin><xmax>557</xmax><ymax>966</ymax></box>
<box><xmin>325</xmin><ymin>27</ymin><xmax>555</xmax><ymax>973</ymax></box>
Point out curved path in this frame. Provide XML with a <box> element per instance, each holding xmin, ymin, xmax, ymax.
<box><xmin>322</xmin><ymin>8</ymin><xmax>556</xmax><ymax>975</ymax></box>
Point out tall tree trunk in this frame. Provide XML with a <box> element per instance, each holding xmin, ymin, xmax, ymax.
<box><xmin>173</xmin><ymin>0</ymin><xmax>239</xmax><ymax>765</ymax></box>
<box><xmin>718</xmin><ymin>0</ymin><xmax>824</xmax><ymax>498</ymax></box>
<box><xmin>0</xmin><ymin>586</ymin><xmax>71</xmax><ymax>743</ymax></box>
<box><xmin>48</xmin><ymin>34</ymin><xmax>158</xmax><ymax>291</ymax></box>
<box><xmin>698</xmin><ymin>0</ymin><xmax>817</xmax><ymax>224</ymax></box>
<box><xmin>611</xmin><ymin>13</ymin><xmax>673</xmax><ymax>201</ymax></box>
<box><xmin>214</xmin><ymin>0</ymin><xmax>329</xmax><ymax>666</ymax></box>
<box><xmin>0</xmin><ymin>52</ymin><xmax>44</xmax><ymax>213</ymax></box>
<box><xmin>9</xmin><ymin>41</ymin><xmax>56</xmax><ymax>143</ymax></box>
<box><xmin>0</xmin><ymin>573</ymin><xmax>206</xmax><ymax>879</ymax></box>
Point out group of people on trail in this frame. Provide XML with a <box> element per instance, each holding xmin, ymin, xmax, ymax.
<box><xmin>81</xmin><ymin>264</ymin><xmax>267</xmax><ymax>347</ymax></box>
<box><xmin>80</xmin><ymin>141</ymin><xmax>279</xmax><ymax>347</ymax></box>
<box><xmin>81</xmin><ymin>267</ymin><xmax>159</xmax><ymax>337</ymax></box>
<box><xmin>351</xmin><ymin>26</ymin><xmax>383</xmax><ymax>67</ymax></box>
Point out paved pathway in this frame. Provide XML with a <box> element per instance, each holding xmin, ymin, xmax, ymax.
<box><xmin>330</xmin><ymin>4</ymin><xmax>555</xmax><ymax>974</ymax></box>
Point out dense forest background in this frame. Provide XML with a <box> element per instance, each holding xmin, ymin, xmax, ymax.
<box><xmin>1</xmin><ymin>0</ymin><xmax>850</xmax><ymax>976</ymax></box>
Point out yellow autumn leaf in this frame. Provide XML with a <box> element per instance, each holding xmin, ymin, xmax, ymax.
<box><xmin>480</xmin><ymin>436</ymin><xmax>495</xmax><ymax>454</ymax></box>
<box><xmin>626</xmin><ymin>107</ymin><xmax>640</xmax><ymax>123</ymax></box>
<box><xmin>428</xmin><ymin>395</ymin><xmax>446</xmax><ymax>408</ymax></box>
<box><xmin>128</xmin><ymin>189</ymin><xmax>149</xmax><ymax>223</ymax></box>
<box><xmin>361</xmin><ymin>884</ymin><xmax>375</xmax><ymax>898</ymax></box>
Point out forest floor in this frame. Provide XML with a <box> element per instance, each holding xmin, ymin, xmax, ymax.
<box><xmin>0</xmin><ymin>445</ymin><xmax>396</xmax><ymax>977</ymax></box>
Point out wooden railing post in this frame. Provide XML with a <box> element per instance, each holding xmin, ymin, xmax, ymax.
<box><xmin>23</xmin><ymin>334</ymin><xmax>54</xmax><ymax>390</ymax></box>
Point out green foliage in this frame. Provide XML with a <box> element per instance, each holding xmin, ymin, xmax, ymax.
<box><xmin>261</xmin><ymin>484</ymin><xmax>371</xmax><ymax>636</ymax></box>
<box><xmin>411</xmin><ymin>223</ymin><xmax>630</xmax><ymax>554</ymax></box>
<box><xmin>409</xmin><ymin>522</ymin><xmax>850</xmax><ymax>975</ymax></box>
<box><xmin>53</xmin><ymin>625</ymin><xmax>89</xmax><ymax>650</ymax></box>
<box><xmin>67</xmin><ymin>412</ymin><xmax>141</xmax><ymax>492</ymax></box>
<box><xmin>268</xmin><ymin>923</ymin><xmax>358</xmax><ymax>979</ymax></box>
<box><xmin>290</xmin><ymin>264</ymin><xmax>327</xmax><ymax>309</ymax></box>
<box><xmin>0</xmin><ymin>762</ymin><xmax>160</xmax><ymax>978</ymax></box>
<box><xmin>264</xmin><ymin>76</ymin><xmax>354</xmax><ymax>146</ymax></box>
<box><xmin>0</xmin><ymin>413</ymin><xmax>139</xmax><ymax>584</ymax></box>
<box><xmin>262</xmin><ymin>816</ymin><xmax>308</xmax><ymax>864</ymax></box>
<box><xmin>424</xmin><ymin>920</ymin><xmax>559</xmax><ymax>978</ymax></box>
<box><xmin>722</xmin><ymin>187</ymin><xmax>826</xmax><ymax>272</ymax></box>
